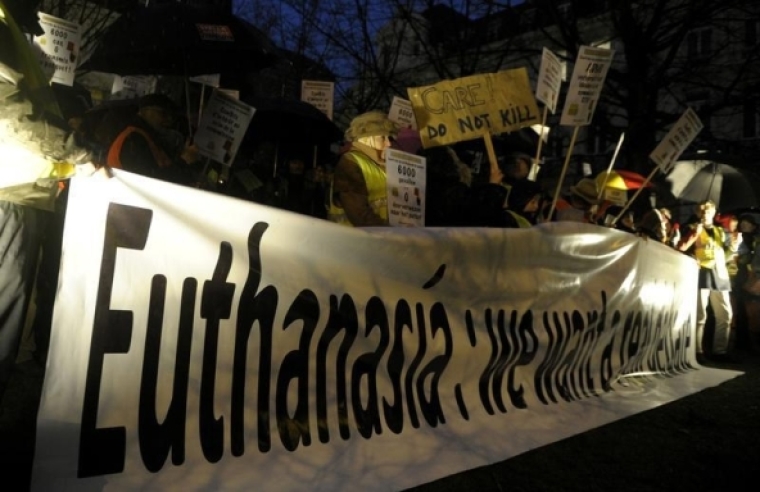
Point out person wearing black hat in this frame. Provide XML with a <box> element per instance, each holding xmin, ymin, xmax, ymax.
<box><xmin>106</xmin><ymin>93</ymin><xmax>199</xmax><ymax>184</ymax></box>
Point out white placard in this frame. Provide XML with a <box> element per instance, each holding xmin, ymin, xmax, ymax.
<box><xmin>385</xmin><ymin>148</ymin><xmax>426</xmax><ymax>227</ymax></box>
<box><xmin>649</xmin><ymin>107</ymin><xmax>704</xmax><ymax>174</ymax></box>
<box><xmin>560</xmin><ymin>46</ymin><xmax>614</xmax><ymax>126</ymax></box>
<box><xmin>301</xmin><ymin>80</ymin><xmax>334</xmax><ymax>120</ymax></box>
<box><xmin>193</xmin><ymin>89</ymin><xmax>255</xmax><ymax>166</ymax></box>
<box><xmin>33</xmin><ymin>12</ymin><xmax>81</xmax><ymax>86</ymax></box>
<box><xmin>189</xmin><ymin>73</ymin><xmax>221</xmax><ymax>87</ymax></box>
<box><xmin>535</xmin><ymin>47</ymin><xmax>563</xmax><ymax>113</ymax></box>
<box><xmin>217</xmin><ymin>88</ymin><xmax>239</xmax><ymax>100</ymax></box>
<box><xmin>388</xmin><ymin>96</ymin><xmax>418</xmax><ymax>130</ymax></box>
<box><xmin>111</xmin><ymin>75</ymin><xmax>157</xmax><ymax>99</ymax></box>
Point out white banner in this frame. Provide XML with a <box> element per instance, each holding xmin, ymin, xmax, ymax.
<box><xmin>560</xmin><ymin>46</ymin><xmax>614</xmax><ymax>126</ymax></box>
<box><xmin>32</xmin><ymin>172</ymin><xmax>740</xmax><ymax>491</ymax></box>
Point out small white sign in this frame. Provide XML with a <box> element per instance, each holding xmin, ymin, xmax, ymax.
<box><xmin>385</xmin><ymin>148</ymin><xmax>426</xmax><ymax>227</ymax></box>
<box><xmin>189</xmin><ymin>73</ymin><xmax>221</xmax><ymax>87</ymax></box>
<box><xmin>560</xmin><ymin>46</ymin><xmax>614</xmax><ymax>127</ymax></box>
<box><xmin>111</xmin><ymin>75</ymin><xmax>157</xmax><ymax>99</ymax></box>
<box><xmin>649</xmin><ymin>107</ymin><xmax>703</xmax><ymax>174</ymax></box>
<box><xmin>194</xmin><ymin>90</ymin><xmax>255</xmax><ymax>166</ymax></box>
<box><xmin>301</xmin><ymin>80</ymin><xmax>334</xmax><ymax>120</ymax></box>
<box><xmin>217</xmin><ymin>88</ymin><xmax>239</xmax><ymax>100</ymax></box>
<box><xmin>33</xmin><ymin>12</ymin><xmax>81</xmax><ymax>86</ymax></box>
<box><xmin>388</xmin><ymin>96</ymin><xmax>418</xmax><ymax>130</ymax></box>
<box><xmin>535</xmin><ymin>47</ymin><xmax>563</xmax><ymax>113</ymax></box>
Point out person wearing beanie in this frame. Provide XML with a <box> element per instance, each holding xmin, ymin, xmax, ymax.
<box><xmin>327</xmin><ymin>110</ymin><xmax>399</xmax><ymax>226</ymax></box>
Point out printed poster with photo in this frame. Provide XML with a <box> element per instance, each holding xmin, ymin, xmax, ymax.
<box><xmin>385</xmin><ymin>148</ymin><xmax>426</xmax><ymax>227</ymax></box>
<box><xmin>535</xmin><ymin>47</ymin><xmax>563</xmax><ymax>113</ymax></box>
<box><xmin>193</xmin><ymin>89</ymin><xmax>255</xmax><ymax>166</ymax></box>
<box><xmin>301</xmin><ymin>80</ymin><xmax>335</xmax><ymax>120</ymax></box>
<box><xmin>388</xmin><ymin>96</ymin><xmax>418</xmax><ymax>130</ymax></box>
<box><xmin>111</xmin><ymin>76</ymin><xmax>157</xmax><ymax>99</ymax></box>
<box><xmin>32</xmin><ymin>12</ymin><xmax>81</xmax><ymax>86</ymax></box>
<box><xmin>560</xmin><ymin>45</ymin><xmax>614</xmax><ymax>127</ymax></box>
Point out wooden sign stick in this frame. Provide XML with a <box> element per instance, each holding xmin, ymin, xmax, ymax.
<box><xmin>547</xmin><ymin>125</ymin><xmax>580</xmax><ymax>219</ymax></box>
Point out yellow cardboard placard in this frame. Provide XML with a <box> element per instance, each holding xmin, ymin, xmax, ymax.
<box><xmin>407</xmin><ymin>68</ymin><xmax>540</xmax><ymax>148</ymax></box>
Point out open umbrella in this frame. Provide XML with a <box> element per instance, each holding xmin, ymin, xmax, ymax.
<box><xmin>665</xmin><ymin>160</ymin><xmax>759</xmax><ymax>212</ymax></box>
<box><xmin>238</xmin><ymin>95</ymin><xmax>343</xmax><ymax>174</ymax></box>
<box><xmin>80</xmin><ymin>3</ymin><xmax>282</xmax><ymax>76</ymax></box>
<box><xmin>595</xmin><ymin>169</ymin><xmax>651</xmax><ymax>191</ymax></box>
<box><xmin>240</xmin><ymin>95</ymin><xmax>342</xmax><ymax>147</ymax></box>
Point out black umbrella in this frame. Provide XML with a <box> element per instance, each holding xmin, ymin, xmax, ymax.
<box><xmin>80</xmin><ymin>3</ymin><xmax>282</xmax><ymax>76</ymax></box>
<box><xmin>240</xmin><ymin>95</ymin><xmax>343</xmax><ymax>147</ymax></box>
<box><xmin>234</xmin><ymin>95</ymin><xmax>343</xmax><ymax>176</ymax></box>
<box><xmin>664</xmin><ymin>160</ymin><xmax>759</xmax><ymax>212</ymax></box>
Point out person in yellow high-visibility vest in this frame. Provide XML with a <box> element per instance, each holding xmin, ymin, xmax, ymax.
<box><xmin>678</xmin><ymin>200</ymin><xmax>735</xmax><ymax>363</ymax></box>
<box><xmin>328</xmin><ymin>111</ymin><xmax>399</xmax><ymax>227</ymax></box>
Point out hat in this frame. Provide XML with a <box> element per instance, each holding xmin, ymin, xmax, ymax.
<box><xmin>138</xmin><ymin>93</ymin><xmax>179</xmax><ymax>113</ymax></box>
<box><xmin>345</xmin><ymin>111</ymin><xmax>399</xmax><ymax>142</ymax></box>
<box><xmin>569</xmin><ymin>178</ymin><xmax>600</xmax><ymax>205</ymax></box>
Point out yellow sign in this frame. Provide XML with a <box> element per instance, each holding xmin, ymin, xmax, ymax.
<box><xmin>407</xmin><ymin>68</ymin><xmax>540</xmax><ymax>148</ymax></box>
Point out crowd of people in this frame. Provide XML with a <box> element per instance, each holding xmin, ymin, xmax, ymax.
<box><xmin>2</xmin><ymin>74</ymin><xmax>756</xmax><ymax>407</ymax></box>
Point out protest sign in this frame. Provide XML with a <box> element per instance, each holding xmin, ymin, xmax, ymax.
<box><xmin>111</xmin><ymin>75</ymin><xmax>157</xmax><ymax>99</ymax></box>
<box><xmin>32</xmin><ymin>170</ymin><xmax>738</xmax><ymax>492</ymax></box>
<box><xmin>388</xmin><ymin>96</ymin><xmax>418</xmax><ymax>130</ymax></box>
<box><xmin>560</xmin><ymin>46</ymin><xmax>614</xmax><ymax>126</ymax></box>
<box><xmin>385</xmin><ymin>148</ymin><xmax>426</xmax><ymax>227</ymax></box>
<box><xmin>302</xmin><ymin>80</ymin><xmax>335</xmax><ymax>120</ymax></box>
<box><xmin>193</xmin><ymin>89</ymin><xmax>255</xmax><ymax>166</ymax></box>
<box><xmin>649</xmin><ymin>108</ymin><xmax>704</xmax><ymax>174</ymax></box>
<box><xmin>407</xmin><ymin>68</ymin><xmax>540</xmax><ymax>148</ymax></box>
<box><xmin>535</xmin><ymin>47</ymin><xmax>563</xmax><ymax>113</ymax></box>
<box><xmin>33</xmin><ymin>12</ymin><xmax>81</xmax><ymax>86</ymax></box>
<box><xmin>189</xmin><ymin>73</ymin><xmax>221</xmax><ymax>87</ymax></box>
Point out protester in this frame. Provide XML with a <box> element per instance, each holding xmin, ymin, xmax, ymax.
<box><xmin>106</xmin><ymin>93</ymin><xmax>199</xmax><ymax>185</ymax></box>
<box><xmin>735</xmin><ymin>213</ymin><xmax>760</xmax><ymax>353</ymax></box>
<box><xmin>637</xmin><ymin>207</ymin><xmax>673</xmax><ymax>243</ymax></box>
<box><xmin>500</xmin><ymin>152</ymin><xmax>532</xmax><ymax>184</ymax></box>
<box><xmin>598</xmin><ymin>205</ymin><xmax>636</xmax><ymax>233</ymax></box>
<box><xmin>328</xmin><ymin>111</ymin><xmax>399</xmax><ymax>226</ymax></box>
<box><xmin>556</xmin><ymin>178</ymin><xmax>599</xmax><ymax>222</ymax></box>
<box><xmin>420</xmin><ymin>146</ymin><xmax>473</xmax><ymax>227</ymax></box>
<box><xmin>0</xmin><ymin>5</ymin><xmax>89</xmax><ymax>403</ymax></box>
<box><xmin>677</xmin><ymin>200</ymin><xmax>735</xmax><ymax>362</ymax></box>
<box><xmin>504</xmin><ymin>179</ymin><xmax>546</xmax><ymax>226</ymax></box>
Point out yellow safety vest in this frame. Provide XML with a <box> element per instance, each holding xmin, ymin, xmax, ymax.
<box><xmin>506</xmin><ymin>210</ymin><xmax>532</xmax><ymax>228</ymax></box>
<box><xmin>328</xmin><ymin>151</ymin><xmax>388</xmax><ymax>226</ymax></box>
<box><xmin>694</xmin><ymin>226</ymin><xmax>724</xmax><ymax>269</ymax></box>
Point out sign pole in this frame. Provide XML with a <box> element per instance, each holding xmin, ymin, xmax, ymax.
<box><xmin>531</xmin><ymin>106</ymin><xmax>549</xmax><ymax>180</ymax></box>
<box><xmin>547</xmin><ymin>125</ymin><xmax>580</xmax><ymax>219</ymax></box>
<box><xmin>483</xmin><ymin>132</ymin><xmax>500</xmax><ymax>178</ymax></box>
<box><xmin>596</xmin><ymin>132</ymin><xmax>625</xmax><ymax>202</ymax></box>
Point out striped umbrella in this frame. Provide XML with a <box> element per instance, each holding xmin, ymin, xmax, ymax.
<box><xmin>595</xmin><ymin>169</ymin><xmax>651</xmax><ymax>191</ymax></box>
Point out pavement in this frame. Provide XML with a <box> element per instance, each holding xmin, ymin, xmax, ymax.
<box><xmin>2</xmin><ymin>350</ymin><xmax>758</xmax><ymax>491</ymax></box>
